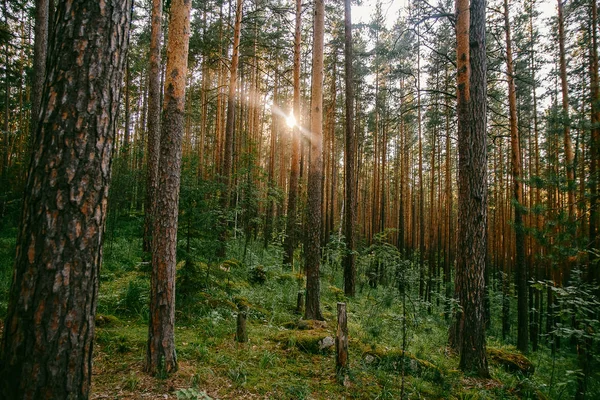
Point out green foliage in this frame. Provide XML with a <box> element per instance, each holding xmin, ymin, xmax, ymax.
<box><xmin>175</xmin><ymin>388</ymin><xmax>213</xmax><ymax>400</ymax></box>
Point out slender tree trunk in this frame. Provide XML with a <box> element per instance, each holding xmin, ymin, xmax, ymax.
<box><xmin>222</xmin><ymin>0</ymin><xmax>243</xmax><ymax>204</ymax></box>
<box><xmin>557</xmin><ymin>0</ymin><xmax>576</xmax><ymax>222</ymax></box>
<box><xmin>146</xmin><ymin>0</ymin><xmax>191</xmax><ymax>375</ymax></box>
<box><xmin>305</xmin><ymin>0</ymin><xmax>325</xmax><ymax>321</ymax></box>
<box><xmin>589</xmin><ymin>0</ymin><xmax>600</xmax><ymax>278</ymax></box>
<box><xmin>343</xmin><ymin>0</ymin><xmax>356</xmax><ymax>296</ymax></box>
<box><xmin>283</xmin><ymin>0</ymin><xmax>302</xmax><ymax>268</ymax></box>
<box><xmin>0</xmin><ymin>1</ymin><xmax>130</xmax><ymax>396</ymax></box>
<box><xmin>504</xmin><ymin>0</ymin><xmax>528</xmax><ymax>352</ymax></box>
<box><xmin>143</xmin><ymin>0</ymin><xmax>163</xmax><ymax>253</ymax></box>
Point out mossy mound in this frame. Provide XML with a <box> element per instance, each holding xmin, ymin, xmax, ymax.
<box><xmin>95</xmin><ymin>314</ymin><xmax>121</xmax><ymax>327</ymax></box>
<box><xmin>270</xmin><ymin>328</ymin><xmax>334</xmax><ymax>354</ymax></box>
<box><xmin>488</xmin><ymin>347</ymin><xmax>535</xmax><ymax>376</ymax></box>
<box><xmin>362</xmin><ymin>345</ymin><xmax>443</xmax><ymax>382</ymax></box>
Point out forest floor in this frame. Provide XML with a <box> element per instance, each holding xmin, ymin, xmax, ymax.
<box><xmin>0</xmin><ymin>220</ymin><xmax>593</xmax><ymax>399</ymax></box>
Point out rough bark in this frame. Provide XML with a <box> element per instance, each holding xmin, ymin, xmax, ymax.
<box><xmin>452</xmin><ymin>0</ymin><xmax>490</xmax><ymax>377</ymax></box>
<box><xmin>0</xmin><ymin>1</ymin><xmax>130</xmax><ymax>397</ymax></box>
<box><xmin>305</xmin><ymin>0</ymin><xmax>325</xmax><ymax>321</ymax></box>
<box><xmin>343</xmin><ymin>0</ymin><xmax>356</xmax><ymax>296</ymax></box>
<box><xmin>145</xmin><ymin>0</ymin><xmax>191</xmax><ymax>376</ymax></box>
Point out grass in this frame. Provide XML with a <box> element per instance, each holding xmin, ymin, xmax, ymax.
<box><xmin>0</xmin><ymin>218</ymin><xmax>593</xmax><ymax>399</ymax></box>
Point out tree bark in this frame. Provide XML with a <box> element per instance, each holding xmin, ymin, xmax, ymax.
<box><xmin>0</xmin><ymin>1</ymin><xmax>130</xmax><ymax>397</ymax></box>
<box><xmin>146</xmin><ymin>0</ymin><xmax>191</xmax><ymax>376</ymax></box>
<box><xmin>452</xmin><ymin>0</ymin><xmax>490</xmax><ymax>377</ymax></box>
<box><xmin>305</xmin><ymin>0</ymin><xmax>325</xmax><ymax>321</ymax></box>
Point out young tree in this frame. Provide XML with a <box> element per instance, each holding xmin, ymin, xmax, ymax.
<box><xmin>305</xmin><ymin>0</ymin><xmax>325</xmax><ymax>321</ymax></box>
<box><xmin>143</xmin><ymin>0</ymin><xmax>163</xmax><ymax>253</ymax></box>
<box><xmin>0</xmin><ymin>0</ymin><xmax>131</xmax><ymax>397</ymax></box>
<box><xmin>146</xmin><ymin>0</ymin><xmax>191</xmax><ymax>375</ymax></box>
<box><xmin>343</xmin><ymin>0</ymin><xmax>357</xmax><ymax>296</ymax></box>
<box><xmin>451</xmin><ymin>0</ymin><xmax>490</xmax><ymax>377</ymax></box>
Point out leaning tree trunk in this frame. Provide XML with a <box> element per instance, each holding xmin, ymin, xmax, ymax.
<box><xmin>0</xmin><ymin>1</ymin><xmax>130</xmax><ymax>397</ymax></box>
<box><xmin>143</xmin><ymin>0</ymin><xmax>163</xmax><ymax>253</ymax></box>
<box><xmin>305</xmin><ymin>0</ymin><xmax>325</xmax><ymax>321</ymax></box>
<box><xmin>146</xmin><ymin>0</ymin><xmax>191</xmax><ymax>376</ymax></box>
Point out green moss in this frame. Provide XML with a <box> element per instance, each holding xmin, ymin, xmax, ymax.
<box><xmin>362</xmin><ymin>345</ymin><xmax>443</xmax><ymax>382</ymax></box>
<box><xmin>488</xmin><ymin>347</ymin><xmax>535</xmax><ymax>376</ymax></box>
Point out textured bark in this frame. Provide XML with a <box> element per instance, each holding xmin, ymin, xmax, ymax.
<box><xmin>146</xmin><ymin>0</ymin><xmax>191</xmax><ymax>376</ymax></box>
<box><xmin>305</xmin><ymin>0</ymin><xmax>325</xmax><ymax>321</ymax></box>
<box><xmin>143</xmin><ymin>0</ymin><xmax>163</xmax><ymax>253</ymax></box>
<box><xmin>0</xmin><ymin>0</ymin><xmax>130</xmax><ymax>397</ymax></box>
<box><xmin>452</xmin><ymin>0</ymin><xmax>490</xmax><ymax>377</ymax></box>
<box><xmin>342</xmin><ymin>0</ymin><xmax>356</xmax><ymax>296</ymax></box>
<box><xmin>503</xmin><ymin>0</ymin><xmax>528</xmax><ymax>353</ymax></box>
<box><xmin>283</xmin><ymin>0</ymin><xmax>302</xmax><ymax>268</ymax></box>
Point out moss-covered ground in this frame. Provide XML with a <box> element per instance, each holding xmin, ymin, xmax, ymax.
<box><xmin>0</xmin><ymin>219</ymin><xmax>594</xmax><ymax>399</ymax></box>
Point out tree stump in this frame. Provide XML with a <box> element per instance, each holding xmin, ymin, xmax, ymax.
<box><xmin>236</xmin><ymin>304</ymin><xmax>248</xmax><ymax>343</ymax></box>
<box><xmin>336</xmin><ymin>302</ymin><xmax>349</xmax><ymax>375</ymax></box>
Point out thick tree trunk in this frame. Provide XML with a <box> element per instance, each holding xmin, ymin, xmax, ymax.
<box><xmin>343</xmin><ymin>0</ymin><xmax>356</xmax><ymax>296</ymax></box>
<box><xmin>305</xmin><ymin>0</ymin><xmax>325</xmax><ymax>321</ymax></box>
<box><xmin>0</xmin><ymin>1</ymin><xmax>130</xmax><ymax>397</ymax></box>
<box><xmin>503</xmin><ymin>0</ymin><xmax>528</xmax><ymax>353</ymax></box>
<box><xmin>452</xmin><ymin>0</ymin><xmax>490</xmax><ymax>377</ymax></box>
<box><xmin>146</xmin><ymin>0</ymin><xmax>191</xmax><ymax>376</ymax></box>
<box><xmin>143</xmin><ymin>0</ymin><xmax>163</xmax><ymax>253</ymax></box>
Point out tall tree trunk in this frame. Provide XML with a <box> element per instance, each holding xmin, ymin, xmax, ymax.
<box><xmin>343</xmin><ymin>0</ymin><xmax>356</xmax><ymax>296</ymax></box>
<box><xmin>452</xmin><ymin>0</ymin><xmax>490</xmax><ymax>377</ymax></box>
<box><xmin>222</xmin><ymin>0</ymin><xmax>243</xmax><ymax>204</ymax></box>
<box><xmin>283</xmin><ymin>0</ymin><xmax>302</xmax><ymax>268</ymax></box>
<box><xmin>143</xmin><ymin>0</ymin><xmax>163</xmax><ymax>253</ymax></box>
<box><xmin>557</xmin><ymin>0</ymin><xmax>576</xmax><ymax>222</ymax></box>
<box><xmin>305</xmin><ymin>0</ymin><xmax>325</xmax><ymax>321</ymax></box>
<box><xmin>146</xmin><ymin>0</ymin><xmax>191</xmax><ymax>375</ymax></box>
<box><xmin>0</xmin><ymin>1</ymin><xmax>130</xmax><ymax>396</ymax></box>
<box><xmin>589</xmin><ymin>0</ymin><xmax>600</xmax><ymax>278</ymax></box>
<box><xmin>504</xmin><ymin>0</ymin><xmax>528</xmax><ymax>353</ymax></box>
